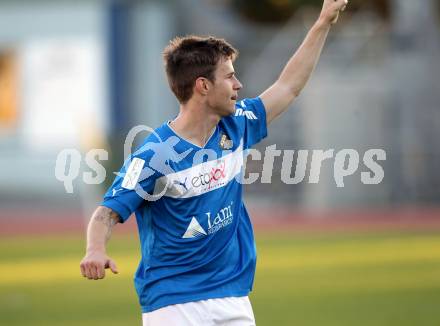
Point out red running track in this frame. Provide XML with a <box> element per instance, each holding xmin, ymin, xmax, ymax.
<box><xmin>1</xmin><ymin>206</ymin><xmax>440</xmax><ymax>237</ymax></box>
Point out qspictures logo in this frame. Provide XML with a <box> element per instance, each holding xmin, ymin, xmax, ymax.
<box><xmin>54</xmin><ymin>124</ymin><xmax>387</xmax><ymax>198</ymax></box>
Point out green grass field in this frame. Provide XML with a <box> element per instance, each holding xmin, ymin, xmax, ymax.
<box><xmin>1</xmin><ymin>230</ymin><xmax>440</xmax><ymax>325</ymax></box>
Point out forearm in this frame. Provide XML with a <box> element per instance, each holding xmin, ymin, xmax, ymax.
<box><xmin>278</xmin><ymin>19</ymin><xmax>331</xmax><ymax>97</ymax></box>
<box><xmin>261</xmin><ymin>0</ymin><xmax>348</xmax><ymax>124</ymax></box>
<box><xmin>86</xmin><ymin>206</ymin><xmax>119</xmax><ymax>253</ymax></box>
<box><xmin>80</xmin><ymin>206</ymin><xmax>120</xmax><ymax>279</ymax></box>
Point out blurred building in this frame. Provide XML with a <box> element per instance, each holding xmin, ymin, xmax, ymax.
<box><xmin>0</xmin><ymin>0</ymin><xmax>439</xmax><ymax>216</ymax></box>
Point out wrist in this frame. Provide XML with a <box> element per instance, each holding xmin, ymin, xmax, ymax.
<box><xmin>316</xmin><ymin>16</ymin><xmax>332</xmax><ymax>30</ymax></box>
<box><xmin>86</xmin><ymin>246</ymin><xmax>106</xmax><ymax>255</ymax></box>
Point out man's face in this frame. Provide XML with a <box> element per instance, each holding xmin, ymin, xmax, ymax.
<box><xmin>207</xmin><ymin>58</ymin><xmax>242</xmax><ymax>116</ymax></box>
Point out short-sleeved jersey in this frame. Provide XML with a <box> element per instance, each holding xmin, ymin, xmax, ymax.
<box><xmin>102</xmin><ymin>97</ymin><xmax>267</xmax><ymax>313</ymax></box>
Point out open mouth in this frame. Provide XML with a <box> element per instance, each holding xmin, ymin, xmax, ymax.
<box><xmin>231</xmin><ymin>95</ymin><xmax>237</xmax><ymax>101</ymax></box>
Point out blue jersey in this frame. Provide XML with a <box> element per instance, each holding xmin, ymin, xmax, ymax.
<box><xmin>102</xmin><ymin>97</ymin><xmax>267</xmax><ymax>313</ymax></box>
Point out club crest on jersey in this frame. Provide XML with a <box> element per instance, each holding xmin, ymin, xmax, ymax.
<box><xmin>219</xmin><ymin>133</ymin><xmax>233</xmax><ymax>150</ymax></box>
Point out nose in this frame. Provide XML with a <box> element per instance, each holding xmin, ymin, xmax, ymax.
<box><xmin>233</xmin><ymin>76</ymin><xmax>243</xmax><ymax>90</ymax></box>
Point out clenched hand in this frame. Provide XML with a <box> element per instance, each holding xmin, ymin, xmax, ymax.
<box><xmin>80</xmin><ymin>250</ymin><xmax>119</xmax><ymax>280</ymax></box>
<box><xmin>320</xmin><ymin>0</ymin><xmax>349</xmax><ymax>25</ymax></box>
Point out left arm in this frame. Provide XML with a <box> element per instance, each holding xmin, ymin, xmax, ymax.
<box><xmin>260</xmin><ymin>0</ymin><xmax>348</xmax><ymax>124</ymax></box>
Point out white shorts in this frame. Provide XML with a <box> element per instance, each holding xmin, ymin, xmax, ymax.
<box><xmin>142</xmin><ymin>296</ymin><xmax>256</xmax><ymax>326</ymax></box>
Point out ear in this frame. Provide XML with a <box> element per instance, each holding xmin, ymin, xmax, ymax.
<box><xmin>194</xmin><ymin>77</ymin><xmax>210</xmax><ymax>96</ymax></box>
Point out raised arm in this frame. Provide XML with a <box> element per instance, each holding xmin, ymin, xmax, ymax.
<box><xmin>80</xmin><ymin>206</ymin><xmax>120</xmax><ymax>280</ymax></box>
<box><xmin>260</xmin><ymin>0</ymin><xmax>348</xmax><ymax>124</ymax></box>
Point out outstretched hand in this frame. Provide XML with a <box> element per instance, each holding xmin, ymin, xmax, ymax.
<box><xmin>80</xmin><ymin>251</ymin><xmax>119</xmax><ymax>280</ymax></box>
<box><xmin>320</xmin><ymin>0</ymin><xmax>349</xmax><ymax>25</ymax></box>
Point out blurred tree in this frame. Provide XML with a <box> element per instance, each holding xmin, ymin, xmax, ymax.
<box><xmin>232</xmin><ymin>0</ymin><xmax>391</xmax><ymax>23</ymax></box>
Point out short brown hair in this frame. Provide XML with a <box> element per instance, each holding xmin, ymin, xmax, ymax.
<box><xmin>163</xmin><ymin>35</ymin><xmax>238</xmax><ymax>104</ymax></box>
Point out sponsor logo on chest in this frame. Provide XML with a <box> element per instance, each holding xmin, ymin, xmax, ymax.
<box><xmin>155</xmin><ymin>143</ymin><xmax>243</xmax><ymax>198</ymax></box>
<box><xmin>182</xmin><ymin>201</ymin><xmax>234</xmax><ymax>238</ymax></box>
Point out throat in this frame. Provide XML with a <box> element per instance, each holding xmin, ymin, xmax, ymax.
<box><xmin>169</xmin><ymin>107</ymin><xmax>221</xmax><ymax>148</ymax></box>
<box><xmin>168</xmin><ymin>121</ymin><xmax>217</xmax><ymax>148</ymax></box>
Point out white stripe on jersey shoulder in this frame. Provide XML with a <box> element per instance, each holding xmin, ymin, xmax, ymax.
<box><xmin>153</xmin><ymin>142</ymin><xmax>243</xmax><ymax>199</ymax></box>
<box><xmin>234</xmin><ymin>101</ymin><xmax>257</xmax><ymax>120</ymax></box>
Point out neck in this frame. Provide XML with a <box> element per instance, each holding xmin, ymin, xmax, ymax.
<box><xmin>169</xmin><ymin>99</ymin><xmax>220</xmax><ymax>147</ymax></box>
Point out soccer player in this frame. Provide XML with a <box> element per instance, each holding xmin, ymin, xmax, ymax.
<box><xmin>80</xmin><ymin>0</ymin><xmax>348</xmax><ymax>324</ymax></box>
